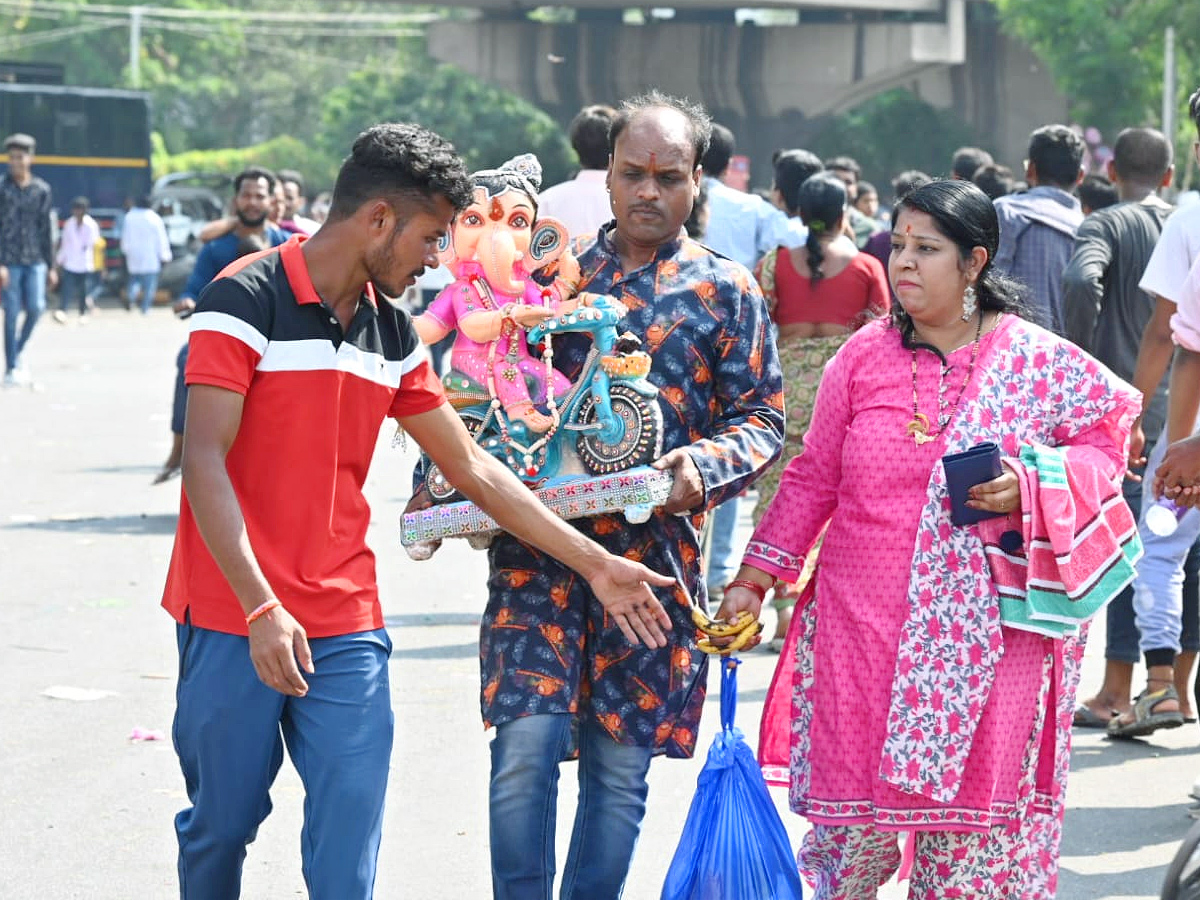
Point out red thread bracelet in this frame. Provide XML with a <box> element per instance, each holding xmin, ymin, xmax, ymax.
<box><xmin>726</xmin><ymin>579</ymin><xmax>768</xmax><ymax>603</ymax></box>
<box><xmin>246</xmin><ymin>599</ymin><xmax>281</xmax><ymax>625</ymax></box>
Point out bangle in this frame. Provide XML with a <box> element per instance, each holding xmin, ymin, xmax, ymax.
<box><xmin>727</xmin><ymin>579</ymin><xmax>769</xmax><ymax>603</ymax></box>
<box><xmin>245</xmin><ymin>599</ymin><xmax>281</xmax><ymax>625</ymax></box>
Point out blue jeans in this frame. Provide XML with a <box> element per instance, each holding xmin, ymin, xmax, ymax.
<box><xmin>704</xmin><ymin>495</ymin><xmax>742</xmax><ymax>595</ymax></box>
<box><xmin>2</xmin><ymin>262</ymin><xmax>46</xmax><ymax>373</ymax></box>
<box><xmin>172</xmin><ymin>621</ymin><xmax>394</xmax><ymax>900</ymax></box>
<box><xmin>171</xmin><ymin>344</ymin><xmax>189</xmax><ymax>435</ymax></box>
<box><xmin>489</xmin><ymin>713</ymin><xmax>653</xmax><ymax>900</ymax></box>
<box><xmin>58</xmin><ymin>269</ymin><xmax>92</xmax><ymax>314</ymax></box>
<box><xmin>128</xmin><ymin>271</ymin><xmax>160</xmax><ymax>313</ymax></box>
<box><xmin>1133</xmin><ymin>432</ymin><xmax>1200</xmax><ymax>656</ymax></box>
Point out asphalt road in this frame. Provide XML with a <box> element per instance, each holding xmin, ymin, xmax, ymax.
<box><xmin>1</xmin><ymin>305</ymin><xmax>1197</xmax><ymax>898</ymax></box>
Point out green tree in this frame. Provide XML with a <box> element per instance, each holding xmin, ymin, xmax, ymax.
<box><xmin>0</xmin><ymin>0</ymin><xmax>422</xmax><ymax>152</ymax></box>
<box><xmin>807</xmin><ymin>89</ymin><xmax>977</xmax><ymax>191</ymax></box>
<box><xmin>992</xmin><ymin>0</ymin><xmax>1200</xmax><ymax>148</ymax></box>
<box><xmin>319</xmin><ymin>63</ymin><xmax>575</xmax><ymax>186</ymax></box>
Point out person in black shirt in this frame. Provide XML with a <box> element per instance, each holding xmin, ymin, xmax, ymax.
<box><xmin>0</xmin><ymin>132</ymin><xmax>57</xmax><ymax>386</ymax></box>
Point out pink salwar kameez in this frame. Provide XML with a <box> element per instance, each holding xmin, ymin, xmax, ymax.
<box><xmin>747</xmin><ymin>314</ymin><xmax>1140</xmax><ymax>898</ymax></box>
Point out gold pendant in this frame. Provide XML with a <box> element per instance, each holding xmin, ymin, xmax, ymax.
<box><xmin>906</xmin><ymin>413</ymin><xmax>935</xmax><ymax>446</ymax></box>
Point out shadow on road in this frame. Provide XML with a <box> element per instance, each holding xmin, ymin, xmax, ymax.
<box><xmin>1057</xmin><ymin>862</ymin><xmax>1167</xmax><ymax>900</ymax></box>
<box><xmin>79</xmin><ymin>464</ymin><xmax>163</xmax><ymax>475</ymax></box>
<box><xmin>1062</xmin><ymin>801</ymin><xmax>1193</xmax><ymax>857</ymax></box>
<box><xmin>1070</xmin><ymin>739</ymin><xmax>1200</xmax><ymax>773</ymax></box>
<box><xmin>385</xmin><ymin>613</ymin><xmax>481</xmax><ymax>628</ymax></box>
<box><xmin>4</xmin><ymin>512</ymin><xmax>178</xmax><ymax>535</ymax></box>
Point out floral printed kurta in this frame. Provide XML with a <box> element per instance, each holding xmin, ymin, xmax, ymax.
<box><xmin>748</xmin><ymin>314</ymin><xmax>1137</xmax><ymax>836</ymax></box>
<box><xmin>479</xmin><ymin>226</ymin><xmax>784</xmax><ymax>758</ymax></box>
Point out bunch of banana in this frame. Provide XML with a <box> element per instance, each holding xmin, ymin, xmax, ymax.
<box><xmin>691</xmin><ymin>606</ymin><xmax>763</xmax><ymax>656</ymax></box>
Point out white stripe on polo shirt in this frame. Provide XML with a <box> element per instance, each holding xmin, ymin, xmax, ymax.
<box><xmin>256</xmin><ymin>339</ymin><xmax>404</xmax><ymax>390</ymax></box>
<box><xmin>190</xmin><ymin>311</ymin><xmax>269</xmax><ymax>356</ymax></box>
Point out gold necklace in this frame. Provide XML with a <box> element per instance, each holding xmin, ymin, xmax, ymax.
<box><xmin>905</xmin><ymin>311</ymin><xmax>984</xmax><ymax>446</ymax></box>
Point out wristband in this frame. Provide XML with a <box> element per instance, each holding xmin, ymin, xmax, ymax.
<box><xmin>245</xmin><ymin>599</ymin><xmax>282</xmax><ymax>625</ymax></box>
<box><xmin>726</xmin><ymin>579</ymin><xmax>769</xmax><ymax>603</ymax></box>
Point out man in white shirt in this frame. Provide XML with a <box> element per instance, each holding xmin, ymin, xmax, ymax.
<box><xmin>54</xmin><ymin>195</ymin><xmax>100</xmax><ymax>322</ymax></box>
<box><xmin>1102</xmin><ymin>87</ymin><xmax>1200</xmax><ymax>747</ymax></box>
<box><xmin>120</xmin><ymin>195</ymin><xmax>172</xmax><ymax>314</ymax></box>
<box><xmin>538</xmin><ymin>105</ymin><xmax>615</xmax><ymax>239</ymax></box>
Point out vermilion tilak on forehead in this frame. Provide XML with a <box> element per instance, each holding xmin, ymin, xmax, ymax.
<box><xmin>905</xmin><ymin>224</ymin><xmax>913</xmax><ymax>235</ymax></box>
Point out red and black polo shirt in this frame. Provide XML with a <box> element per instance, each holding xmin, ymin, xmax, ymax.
<box><xmin>162</xmin><ymin>234</ymin><xmax>445</xmax><ymax>637</ymax></box>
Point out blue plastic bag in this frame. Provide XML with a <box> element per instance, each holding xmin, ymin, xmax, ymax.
<box><xmin>661</xmin><ymin>658</ymin><xmax>804</xmax><ymax>900</ymax></box>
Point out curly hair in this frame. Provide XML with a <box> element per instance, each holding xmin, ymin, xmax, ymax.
<box><xmin>608</xmin><ymin>90</ymin><xmax>713</xmax><ymax>169</ymax></box>
<box><xmin>327</xmin><ymin>123</ymin><xmax>474</xmax><ymax>223</ymax></box>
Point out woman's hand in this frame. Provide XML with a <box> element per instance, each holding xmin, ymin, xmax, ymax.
<box><xmin>967</xmin><ymin>462</ymin><xmax>1021</xmax><ymax>516</ymax></box>
<box><xmin>708</xmin><ymin>572</ymin><xmax>772</xmax><ymax>652</ymax></box>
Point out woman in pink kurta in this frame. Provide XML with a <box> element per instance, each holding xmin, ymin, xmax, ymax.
<box><xmin>715</xmin><ymin>181</ymin><xmax>1140</xmax><ymax>899</ymax></box>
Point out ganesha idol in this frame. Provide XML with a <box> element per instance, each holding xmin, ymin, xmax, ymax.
<box><xmin>413</xmin><ymin>154</ymin><xmax>582</xmax><ymax>435</ymax></box>
<box><xmin>402</xmin><ymin>154</ymin><xmax>674</xmax><ymax>550</ymax></box>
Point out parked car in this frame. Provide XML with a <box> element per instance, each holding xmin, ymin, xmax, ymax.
<box><xmin>148</xmin><ymin>172</ymin><xmax>230</xmax><ymax>301</ymax></box>
<box><xmin>151</xmin><ymin>172</ymin><xmax>229</xmax><ymax>255</ymax></box>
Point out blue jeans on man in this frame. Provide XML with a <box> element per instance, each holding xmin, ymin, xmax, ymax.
<box><xmin>704</xmin><ymin>495</ymin><xmax>742</xmax><ymax>599</ymax></box>
<box><xmin>489</xmin><ymin>712</ymin><xmax>653</xmax><ymax>899</ymax></box>
<box><xmin>3</xmin><ymin>261</ymin><xmax>47</xmax><ymax>374</ymax></box>
<box><xmin>172</xmin><ymin>620</ymin><xmax>394</xmax><ymax>899</ymax></box>
<box><xmin>127</xmin><ymin>271</ymin><xmax>160</xmax><ymax>314</ymax></box>
<box><xmin>58</xmin><ymin>269</ymin><xmax>91</xmax><ymax>315</ymax></box>
<box><xmin>1133</xmin><ymin>433</ymin><xmax>1200</xmax><ymax>659</ymax></box>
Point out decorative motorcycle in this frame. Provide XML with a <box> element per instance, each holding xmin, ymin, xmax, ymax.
<box><xmin>422</xmin><ymin>292</ymin><xmax>664</xmax><ymax>502</ymax></box>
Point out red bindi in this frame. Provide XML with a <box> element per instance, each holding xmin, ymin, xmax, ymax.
<box><xmin>905</xmin><ymin>224</ymin><xmax>912</xmax><ymax>235</ymax></box>
<box><xmin>489</xmin><ymin>197</ymin><xmax>504</xmax><ymax>221</ymax></box>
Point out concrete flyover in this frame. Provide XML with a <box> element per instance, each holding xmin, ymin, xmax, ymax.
<box><xmin>426</xmin><ymin>0</ymin><xmax>1067</xmax><ymax>185</ymax></box>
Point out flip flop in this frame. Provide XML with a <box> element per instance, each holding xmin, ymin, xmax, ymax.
<box><xmin>1107</xmin><ymin>684</ymin><xmax>1186</xmax><ymax>739</ymax></box>
<box><xmin>1073</xmin><ymin>705</ymin><xmax>1114</xmax><ymax>728</ymax></box>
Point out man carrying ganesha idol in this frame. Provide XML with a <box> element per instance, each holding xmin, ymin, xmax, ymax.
<box><xmin>412</xmin><ymin>91</ymin><xmax>784</xmax><ymax>898</ymax></box>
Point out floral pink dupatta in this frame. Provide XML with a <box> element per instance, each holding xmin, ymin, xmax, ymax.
<box><xmin>758</xmin><ymin>316</ymin><xmax>1139</xmax><ymax>804</ymax></box>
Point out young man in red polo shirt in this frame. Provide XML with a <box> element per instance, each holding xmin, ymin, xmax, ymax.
<box><xmin>161</xmin><ymin>123</ymin><xmax>675</xmax><ymax>900</ymax></box>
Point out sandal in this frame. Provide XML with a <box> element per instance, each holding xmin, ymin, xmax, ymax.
<box><xmin>1073</xmin><ymin>705</ymin><xmax>1115</xmax><ymax>728</ymax></box>
<box><xmin>1107</xmin><ymin>683</ymin><xmax>1185</xmax><ymax>739</ymax></box>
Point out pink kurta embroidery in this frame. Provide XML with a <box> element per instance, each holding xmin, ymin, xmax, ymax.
<box><xmin>750</xmin><ymin>314</ymin><xmax>1138</xmax><ymax>841</ymax></box>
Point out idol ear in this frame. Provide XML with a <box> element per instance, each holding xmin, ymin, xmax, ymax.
<box><xmin>528</xmin><ymin>218</ymin><xmax>568</xmax><ymax>269</ymax></box>
<box><xmin>437</xmin><ymin>231</ymin><xmax>457</xmax><ymax>268</ymax></box>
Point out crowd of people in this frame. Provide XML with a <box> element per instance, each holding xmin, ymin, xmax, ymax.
<box><xmin>4</xmin><ymin>82</ymin><xmax>1200</xmax><ymax>899</ymax></box>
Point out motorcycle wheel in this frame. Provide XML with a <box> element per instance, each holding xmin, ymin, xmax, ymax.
<box><xmin>424</xmin><ymin>414</ymin><xmax>486</xmax><ymax>502</ymax></box>
<box><xmin>576</xmin><ymin>382</ymin><xmax>663</xmax><ymax>476</ymax></box>
<box><xmin>1163</xmin><ymin>818</ymin><xmax>1200</xmax><ymax>900</ymax></box>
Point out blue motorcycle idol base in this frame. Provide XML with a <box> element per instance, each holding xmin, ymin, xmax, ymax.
<box><xmin>407</xmin><ymin>292</ymin><xmax>672</xmax><ymax>556</ymax></box>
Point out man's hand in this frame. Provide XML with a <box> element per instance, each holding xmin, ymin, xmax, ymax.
<box><xmin>46</xmin><ymin>267</ymin><xmax>58</xmax><ymax>291</ymax></box>
<box><xmin>585</xmin><ymin>556</ymin><xmax>676</xmax><ymax>648</ymax></box>
<box><xmin>402</xmin><ymin>484</ymin><xmax>442</xmax><ymax>558</ymax></box>
<box><xmin>0</xmin><ymin>265</ymin><xmax>8</xmax><ymax>289</ymax></box>
<box><xmin>174</xmin><ymin>296</ymin><xmax>196</xmax><ymax>317</ymax></box>
<box><xmin>248</xmin><ymin>604</ymin><xmax>314</xmax><ymax>696</ymax></box>
<box><xmin>1155</xmin><ymin>435</ymin><xmax>1200</xmax><ymax>506</ymax></box>
<box><xmin>652</xmin><ymin>448</ymin><xmax>704</xmax><ymax>514</ymax></box>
